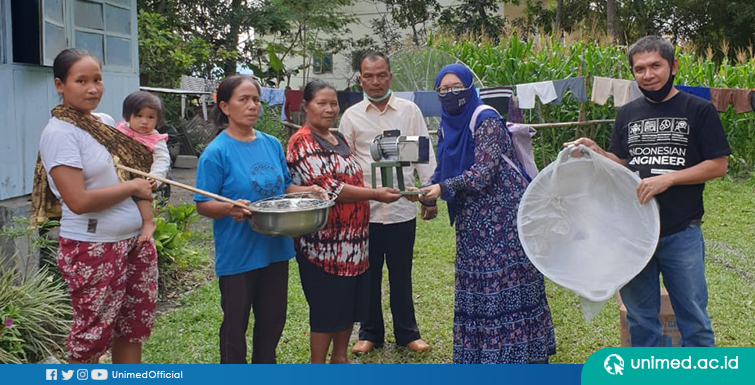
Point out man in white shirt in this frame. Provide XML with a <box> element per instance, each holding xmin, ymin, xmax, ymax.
<box><xmin>339</xmin><ymin>52</ymin><xmax>437</xmax><ymax>354</ymax></box>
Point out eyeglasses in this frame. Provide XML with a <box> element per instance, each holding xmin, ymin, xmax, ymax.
<box><xmin>436</xmin><ymin>83</ymin><xmax>469</xmax><ymax>97</ymax></box>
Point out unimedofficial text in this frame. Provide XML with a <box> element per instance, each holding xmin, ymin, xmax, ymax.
<box><xmin>111</xmin><ymin>370</ymin><xmax>184</xmax><ymax>379</ymax></box>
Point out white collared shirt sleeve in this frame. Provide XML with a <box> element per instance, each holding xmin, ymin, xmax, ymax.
<box><xmin>338</xmin><ymin>113</ymin><xmax>357</xmax><ymax>152</ymax></box>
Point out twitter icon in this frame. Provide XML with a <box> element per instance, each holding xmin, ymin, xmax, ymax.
<box><xmin>61</xmin><ymin>370</ymin><xmax>74</xmax><ymax>380</ymax></box>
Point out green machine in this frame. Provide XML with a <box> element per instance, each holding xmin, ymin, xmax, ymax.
<box><xmin>369</xmin><ymin>130</ymin><xmax>431</xmax><ymax>192</ymax></box>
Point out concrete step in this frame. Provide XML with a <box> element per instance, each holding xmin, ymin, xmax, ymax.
<box><xmin>173</xmin><ymin>155</ymin><xmax>198</xmax><ymax>169</ymax></box>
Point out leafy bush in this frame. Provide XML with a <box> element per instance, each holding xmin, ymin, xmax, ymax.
<box><xmin>152</xmin><ymin>202</ymin><xmax>200</xmax><ymax>271</ymax></box>
<box><xmin>255</xmin><ymin>103</ymin><xmax>291</xmax><ymax>149</ymax></box>
<box><xmin>0</xmin><ymin>219</ymin><xmax>70</xmax><ymax>364</ymax></box>
<box><xmin>138</xmin><ymin>10</ymin><xmax>213</xmax><ymax>89</ymax></box>
<box><xmin>0</xmin><ymin>266</ymin><xmax>71</xmax><ymax>364</ymax></box>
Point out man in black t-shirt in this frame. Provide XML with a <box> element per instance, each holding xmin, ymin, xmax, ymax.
<box><xmin>566</xmin><ymin>36</ymin><xmax>730</xmax><ymax>347</ymax></box>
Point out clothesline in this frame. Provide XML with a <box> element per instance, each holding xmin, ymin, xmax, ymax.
<box><xmin>426</xmin><ymin>119</ymin><xmax>615</xmax><ymax>136</ymax></box>
<box><xmin>280</xmin><ymin>110</ymin><xmax>614</xmax><ymax>133</ymax></box>
<box><xmin>139</xmin><ymin>86</ymin><xmax>213</xmax><ymax>95</ymax></box>
<box><xmin>273</xmin><ymin>78</ymin><xmax>754</xmax><ymax>124</ymax></box>
<box><xmin>140</xmin><ymin>86</ymin><xmax>213</xmax><ymax>120</ymax></box>
<box><xmin>527</xmin><ymin>119</ymin><xmax>615</xmax><ymax>129</ymax></box>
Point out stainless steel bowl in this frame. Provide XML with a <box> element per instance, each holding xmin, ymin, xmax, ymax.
<box><xmin>247</xmin><ymin>192</ymin><xmax>336</xmax><ymax>237</ymax></box>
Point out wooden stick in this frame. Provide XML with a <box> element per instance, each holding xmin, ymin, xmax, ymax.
<box><xmin>280</xmin><ymin>121</ymin><xmax>301</xmax><ymax>130</ymax></box>
<box><xmin>280</xmin><ymin>121</ymin><xmax>340</xmax><ymax>132</ymax></box>
<box><xmin>115</xmin><ymin>164</ymin><xmax>249</xmax><ymax>209</ymax></box>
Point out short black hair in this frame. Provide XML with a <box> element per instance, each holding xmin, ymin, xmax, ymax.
<box><xmin>53</xmin><ymin>48</ymin><xmax>100</xmax><ymax>83</ymax></box>
<box><xmin>122</xmin><ymin>91</ymin><xmax>165</xmax><ymax>127</ymax></box>
<box><xmin>627</xmin><ymin>35</ymin><xmax>676</xmax><ymax>69</ymax></box>
<box><xmin>358</xmin><ymin>51</ymin><xmax>391</xmax><ymax>73</ymax></box>
<box><xmin>211</xmin><ymin>75</ymin><xmax>261</xmax><ymax>126</ymax></box>
<box><xmin>302</xmin><ymin>79</ymin><xmax>337</xmax><ymax>105</ymax></box>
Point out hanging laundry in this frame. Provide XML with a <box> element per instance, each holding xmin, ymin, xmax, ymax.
<box><xmin>337</xmin><ymin>91</ymin><xmax>365</xmax><ymax>112</ymax></box>
<box><xmin>348</xmin><ymin>92</ymin><xmax>363</xmax><ymax>107</ymax></box>
<box><xmin>551</xmin><ymin>77</ymin><xmax>587</xmax><ymax>105</ymax></box>
<box><xmin>628</xmin><ymin>81</ymin><xmax>643</xmax><ymax>102</ymax></box>
<box><xmin>260</xmin><ymin>87</ymin><xmax>286</xmax><ymax>106</ymax></box>
<box><xmin>280</xmin><ymin>92</ymin><xmax>287</xmax><ymax>121</ymax></box>
<box><xmin>676</xmin><ymin>85</ymin><xmax>711</xmax><ymax>101</ymax></box>
<box><xmin>414</xmin><ymin>91</ymin><xmax>442</xmax><ymax>117</ymax></box>
<box><xmin>337</xmin><ymin>91</ymin><xmax>350</xmax><ymax>111</ymax></box>
<box><xmin>710</xmin><ymin>87</ymin><xmax>753</xmax><ymax>113</ymax></box>
<box><xmin>516</xmin><ymin>81</ymin><xmax>558</xmax><ymax>109</ymax></box>
<box><xmin>591</xmin><ymin>77</ymin><xmax>642</xmax><ymax>107</ymax></box>
<box><xmin>480</xmin><ymin>86</ymin><xmax>513</xmax><ymax>116</ymax></box>
<box><xmin>283</xmin><ymin>89</ymin><xmax>303</xmax><ymax>120</ymax></box>
<box><xmin>507</xmin><ymin>96</ymin><xmax>524</xmax><ymax>124</ymax></box>
<box><xmin>612</xmin><ymin>79</ymin><xmax>634</xmax><ymax>106</ymax></box>
<box><xmin>591</xmin><ymin>76</ymin><xmax>613</xmax><ymax>105</ymax></box>
<box><xmin>394</xmin><ymin>92</ymin><xmax>415</xmax><ymax>102</ymax></box>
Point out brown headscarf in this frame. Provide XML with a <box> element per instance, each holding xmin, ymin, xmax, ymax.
<box><xmin>31</xmin><ymin>105</ymin><xmax>153</xmax><ymax>226</ymax></box>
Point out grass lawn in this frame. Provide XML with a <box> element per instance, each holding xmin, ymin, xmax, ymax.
<box><xmin>143</xmin><ymin>178</ymin><xmax>755</xmax><ymax>364</ymax></box>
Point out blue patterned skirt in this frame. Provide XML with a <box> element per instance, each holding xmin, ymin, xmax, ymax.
<box><xmin>452</xmin><ymin>192</ymin><xmax>556</xmax><ymax>364</ymax></box>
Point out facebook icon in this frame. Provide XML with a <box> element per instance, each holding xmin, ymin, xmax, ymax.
<box><xmin>46</xmin><ymin>369</ymin><xmax>57</xmax><ymax>380</ymax></box>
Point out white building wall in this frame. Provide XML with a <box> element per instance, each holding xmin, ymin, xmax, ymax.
<box><xmin>0</xmin><ymin>0</ymin><xmax>140</xmax><ymax>200</ymax></box>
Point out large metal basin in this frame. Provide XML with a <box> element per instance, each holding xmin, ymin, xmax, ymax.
<box><xmin>247</xmin><ymin>192</ymin><xmax>336</xmax><ymax>237</ymax></box>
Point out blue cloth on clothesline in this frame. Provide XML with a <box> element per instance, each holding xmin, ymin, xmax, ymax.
<box><xmin>414</xmin><ymin>91</ymin><xmax>442</xmax><ymax>117</ymax></box>
<box><xmin>261</xmin><ymin>87</ymin><xmax>286</xmax><ymax>106</ymax></box>
<box><xmin>676</xmin><ymin>85</ymin><xmax>711</xmax><ymax>101</ymax></box>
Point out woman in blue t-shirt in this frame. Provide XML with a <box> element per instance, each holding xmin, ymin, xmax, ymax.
<box><xmin>194</xmin><ymin>75</ymin><xmax>323</xmax><ymax>364</ymax></box>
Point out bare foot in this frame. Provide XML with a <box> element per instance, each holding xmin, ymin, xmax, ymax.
<box><xmin>138</xmin><ymin>220</ymin><xmax>156</xmax><ymax>243</ymax></box>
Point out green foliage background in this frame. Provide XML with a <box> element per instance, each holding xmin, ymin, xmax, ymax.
<box><xmin>432</xmin><ymin>34</ymin><xmax>755</xmax><ymax>176</ymax></box>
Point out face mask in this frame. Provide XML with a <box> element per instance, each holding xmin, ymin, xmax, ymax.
<box><xmin>363</xmin><ymin>89</ymin><xmax>392</xmax><ymax>103</ymax></box>
<box><xmin>439</xmin><ymin>88</ymin><xmax>473</xmax><ymax>115</ymax></box>
<box><xmin>639</xmin><ymin>73</ymin><xmax>675</xmax><ymax>103</ymax></box>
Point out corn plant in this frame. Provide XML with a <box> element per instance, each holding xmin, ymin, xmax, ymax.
<box><xmin>432</xmin><ymin>35</ymin><xmax>755</xmax><ymax>175</ymax></box>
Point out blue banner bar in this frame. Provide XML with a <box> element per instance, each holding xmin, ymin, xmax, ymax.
<box><xmin>2</xmin><ymin>364</ymin><xmax>583</xmax><ymax>385</ymax></box>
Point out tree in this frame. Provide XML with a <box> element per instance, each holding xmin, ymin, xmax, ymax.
<box><xmin>139</xmin><ymin>0</ymin><xmax>358</xmax><ymax>87</ymax></box>
<box><xmin>139</xmin><ymin>0</ymin><xmax>291</xmax><ymax>79</ymax></box>
<box><xmin>521</xmin><ymin>0</ymin><xmax>592</xmax><ymax>36</ymax></box>
<box><xmin>348</xmin><ymin>15</ymin><xmax>404</xmax><ymax>84</ymax></box>
<box><xmin>137</xmin><ymin>10</ymin><xmax>212</xmax><ymax>88</ymax></box>
<box><xmin>437</xmin><ymin>0</ymin><xmax>518</xmax><ymax>40</ymax></box>
<box><xmin>177</xmin><ymin>0</ymin><xmax>291</xmax><ymax>78</ymax></box>
<box><xmin>520</xmin><ymin>0</ymin><xmax>554</xmax><ymax>35</ymax></box>
<box><xmin>137</xmin><ymin>0</ymin><xmax>172</xmax><ymax>14</ymax></box>
<box><xmin>380</xmin><ymin>0</ymin><xmax>441</xmax><ymax>46</ymax></box>
<box><xmin>371</xmin><ymin>15</ymin><xmax>404</xmax><ymax>52</ymax></box>
<box><xmin>554</xmin><ymin>0</ymin><xmax>563</xmax><ymax>36</ymax></box>
<box><xmin>606</xmin><ymin>0</ymin><xmax>618</xmax><ymax>43</ymax></box>
<box><xmin>672</xmin><ymin>0</ymin><xmax>755</xmax><ymax>60</ymax></box>
<box><xmin>260</xmin><ymin>0</ymin><xmax>355</xmax><ymax>87</ymax></box>
<box><xmin>520</xmin><ymin>0</ymin><xmax>755</xmax><ymax>61</ymax></box>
